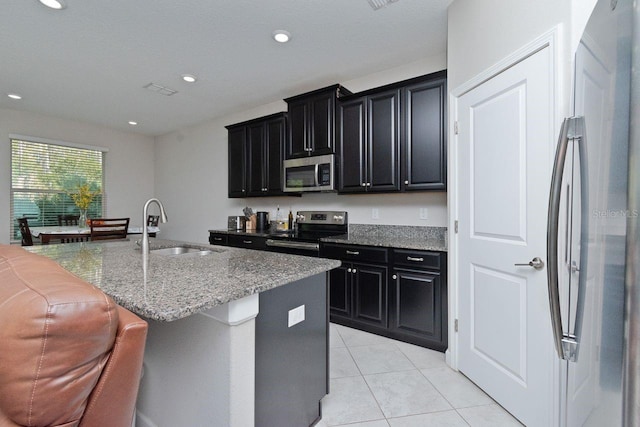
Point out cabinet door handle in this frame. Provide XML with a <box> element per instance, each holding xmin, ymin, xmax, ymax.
<box><xmin>407</xmin><ymin>256</ymin><xmax>424</xmax><ymax>262</ymax></box>
<box><xmin>243</xmin><ymin>240</ymin><xmax>253</xmax><ymax>244</ymax></box>
<box><xmin>392</xmin><ymin>274</ymin><xmax>397</xmax><ymax>280</ymax></box>
<box><xmin>352</xmin><ymin>268</ymin><xmax>357</xmax><ymax>273</ymax></box>
<box><xmin>366</xmin><ymin>183</ymin><xmax>371</xmax><ymax>187</ymax></box>
<box><xmin>346</xmin><ymin>250</ymin><xmax>360</xmax><ymax>255</ymax></box>
<box><xmin>361</xmin><ymin>183</ymin><xmax>366</xmax><ymax>187</ymax></box>
<box><xmin>404</xmin><ymin>180</ymin><xmax>409</xmax><ymax>185</ymax></box>
<box><xmin>347</xmin><ymin>268</ymin><xmax>352</xmax><ymax>273</ymax></box>
<box><xmin>213</xmin><ymin>237</ymin><xmax>223</xmax><ymax>241</ymax></box>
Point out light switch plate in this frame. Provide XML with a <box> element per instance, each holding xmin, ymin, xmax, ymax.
<box><xmin>288</xmin><ymin>305</ymin><xmax>305</xmax><ymax>327</ymax></box>
<box><xmin>419</xmin><ymin>208</ymin><xmax>429</xmax><ymax>220</ymax></box>
<box><xmin>372</xmin><ymin>208</ymin><xmax>379</xmax><ymax>219</ymax></box>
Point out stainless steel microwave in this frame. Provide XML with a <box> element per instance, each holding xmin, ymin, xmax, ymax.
<box><xmin>283</xmin><ymin>154</ymin><xmax>335</xmax><ymax>192</ymax></box>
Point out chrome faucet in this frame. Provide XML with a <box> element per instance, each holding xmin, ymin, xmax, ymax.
<box><xmin>142</xmin><ymin>198</ymin><xmax>168</xmax><ymax>255</ymax></box>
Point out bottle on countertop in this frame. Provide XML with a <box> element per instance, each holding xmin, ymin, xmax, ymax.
<box><xmin>288</xmin><ymin>208</ymin><xmax>293</xmax><ymax>231</ymax></box>
<box><xmin>275</xmin><ymin>205</ymin><xmax>287</xmax><ymax>231</ymax></box>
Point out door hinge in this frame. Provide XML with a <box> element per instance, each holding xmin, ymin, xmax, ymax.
<box><xmin>454</xmin><ymin>121</ymin><xmax>459</xmax><ymax>135</ymax></box>
<box><xmin>454</xmin><ymin>220</ymin><xmax>459</xmax><ymax>233</ymax></box>
<box><xmin>454</xmin><ymin>319</ymin><xmax>459</xmax><ymax>332</ymax></box>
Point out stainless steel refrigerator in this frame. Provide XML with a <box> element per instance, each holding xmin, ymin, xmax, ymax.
<box><xmin>547</xmin><ymin>0</ymin><xmax>639</xmax><ymax>425</ymax></box>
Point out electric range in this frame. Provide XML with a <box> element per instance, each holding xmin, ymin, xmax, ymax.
<box><xmin>265</xmin><ymin>211</ymin><xmax>348</xmax><ymax>256</ymax></box>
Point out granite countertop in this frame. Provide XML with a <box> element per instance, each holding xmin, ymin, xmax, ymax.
<box><xmin>26</xmin><ymin>239</ymin><xmax>340</xmax><ymax>322</ymax></box>
<box><xmin>321</xmin><ymin>224</ymin><xmax>447</xmax><ymax>251</ymax></box>
<box><xmin>209</xmin><ymin>225</ymin><xmax>448</xmax><ymax>252</ymax></box>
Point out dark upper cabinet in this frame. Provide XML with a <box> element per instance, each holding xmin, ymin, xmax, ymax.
<box><xmin>227</xmin><ymin>126</ymin><xmax>247</xmax><ymax>198</ymax></box>
<box><xmin>337</xmin><ymin>97</ymin><xmax>366</xmax><ymax>192</ymax></box>
<box><xmin>337</xmin><ymin>70</ymin><xmax>447</xmax><ymax>194</ymax></box>
<box><xmin>337</xmin><ymin>89</ymin><xmax>401</xmax><ymax>193</ymax></box>
<box><xmin>284</xmin><ymin>85</ymin><xmax>352</xmax><ymax>159</ymax></box>
<box><xmin>226</xmin><ymin>113</ymin><xmax>286</xmax><ymax>198</ymax></box>
<box><xmin>402</xmin><ymin>75</ymin><xmax>447</xmax><ymax>191</ymax></box>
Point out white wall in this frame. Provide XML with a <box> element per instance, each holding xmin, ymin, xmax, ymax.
<box><xmin>447</xmin><ymin>0</ymin><xmax>573</xmax><ymax>92</ymax></box>
<box><xmin>0</xmin><ymin>108</ymin><xmax>155</xmax><ymax>244</ymax></box>
<box><xmin>155</xmin><ymin>55</ymin><xmax>448</xmax><ymax>243</ymax></box>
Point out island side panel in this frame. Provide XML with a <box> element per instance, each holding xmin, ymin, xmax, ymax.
<box><xmin>135</xmin><ymin>312</ymin><xmax>256</xmax><ymax>427</ymax></box>
<box><xmin>255</xmin><ymin>273</ymin><xmax>328</xmax><ymax>427</ymax></box>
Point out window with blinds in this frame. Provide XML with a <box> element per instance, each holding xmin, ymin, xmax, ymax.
<box><xmin>10</xmin><ymin>137</ymin><xmax>106</xmax><ymax>242</ymax></box>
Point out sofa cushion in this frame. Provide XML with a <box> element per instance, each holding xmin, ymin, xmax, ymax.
<box><xmin>0</xmin><ymin>245</ymin><xmax>118</xmax><ymax>427</ymax></box>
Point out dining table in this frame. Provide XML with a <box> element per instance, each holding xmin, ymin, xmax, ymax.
<box><xmin>30</xmin><ymin>225</ymin><xmax>160</xmax><ymax>245</ymax></box>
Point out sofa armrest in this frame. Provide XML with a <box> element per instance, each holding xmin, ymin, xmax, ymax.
<box><xmin>80</xmin><ymin>307</ymin><xmax>148</xmax><ymax>427</ymax></box>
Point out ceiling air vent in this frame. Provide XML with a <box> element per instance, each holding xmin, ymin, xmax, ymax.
<box><xmin>366</xmin><ymin>0</ymin><xmax>400</xmax><ymax>10</ymax></box>
<box><xmin>143</xmin><ymin>82</ymin><xmax>178</xmax><ymax>96</ymax></box>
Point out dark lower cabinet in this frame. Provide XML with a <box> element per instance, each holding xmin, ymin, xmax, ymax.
<box><xmin>391</xmin><ymin>269</ymin><xmax>445</xmax><ymax>350</ymax></box>
<box><xmin>329</xmin><ymin>265</ymin><xmax>351</xmax><ymax>318</ymax></box>
<box><xmin>208</xmin><ymin>232</ymin><xmax>228</xmax><ymax>246</ymax></box>
<box><xmin>353</xmin><ymin>263</ymin><xmax>388</xmax><ymax>327</ymax></box>
<box><xmin>322</xmin><ymin>242</ymin><xmax>447</xmax><ymax>352</ymax></box>
<box><xmin>209</xmin><ymin>232</ymin><xmax>268</xmax><ymax>250</ymax></box>
<box><xmin>329</xmin><ymin>262</ymin><xmax>388</xmax><ymax>328</ymax></box>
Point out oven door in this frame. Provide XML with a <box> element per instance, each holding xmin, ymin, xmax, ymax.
<box><xmin>265</xmin><ymin>239</ymin><xmax>320</xmax><ymax>256</ymax></box>
<box><xmin>283</xmin><ymin>154</ymin><xmax>334</xmax><ymax>192</ymax></box>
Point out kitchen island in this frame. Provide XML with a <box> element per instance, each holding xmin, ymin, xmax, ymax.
<box><xmin>27</xmin><ymin>239</ymin><xmax>341</xmax><ymax>427</ymax></box>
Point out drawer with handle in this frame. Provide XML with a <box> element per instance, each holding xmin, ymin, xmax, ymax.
<box><xmin>392</xmin><ymin>249</ymin><xmax>441</xmax><ymax>270</ymax></box>
<box><xmin>209</xmin><ymin>233</ymin><xmax>229</xmax><ymax>246</ymax></box>
<box><xmin>320</xmin><ymin>243</ymin><xmax>388</xmax><ymax>263</ymax></box>
<box><xmin>228</xmin><ymin>234</ymin><xmax>268</xmax><ymax>250</ymax></box>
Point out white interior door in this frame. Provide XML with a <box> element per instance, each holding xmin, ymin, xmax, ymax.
<box><xmin>455</xmin><ymin>46</ymin><xmax>556</xmax><ymax>427</ymax></box>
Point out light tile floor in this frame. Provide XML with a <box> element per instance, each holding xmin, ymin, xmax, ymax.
<box><xmin>317</xmin><ymin>323</ymin><xmax>524</xmax><ymax>427</ymax></box>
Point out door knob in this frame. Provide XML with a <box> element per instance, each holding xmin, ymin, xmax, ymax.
<box><xmin>515</xmin><ymin>257</ymin><xmax>544</xmax><ymax>270</ymax></box>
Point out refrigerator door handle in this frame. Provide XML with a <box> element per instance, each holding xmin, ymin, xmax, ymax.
<box><xmin>547</xmin><ymin>116</ymin><xmax>584</xmax><ymax>361</ymax></box>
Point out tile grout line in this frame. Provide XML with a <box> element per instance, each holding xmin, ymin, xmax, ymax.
<box><xmin>333</xmin><ymin>324</ymin><xmax>392</xmax><ymax>423</ymax></box>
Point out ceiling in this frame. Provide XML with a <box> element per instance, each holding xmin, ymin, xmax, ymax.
<box><xmin>1</xmin><ymin>0</ymin><xmax>452</xmax><ymax>136</ymax></box>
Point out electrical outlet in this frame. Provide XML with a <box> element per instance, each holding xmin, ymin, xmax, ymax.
<box><xmin>419</xmin><ymin>208</ymin><xmax>429</xmax><ymax>220</ymax></box>
<box><xmin>288</xmin><ymin>305</ymin><xmax>305</xmax><ymax>327</ymax></box>
<box><xmin>372</xmin><ymin>208</ymin><xmax>379</xmax><ymax>219</ymax></box>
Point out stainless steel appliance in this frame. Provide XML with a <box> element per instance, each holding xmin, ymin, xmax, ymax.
<box><xmin>266</xmin><ymin>210</ymin><xmax>347</xmax><ymax>255</ymax></box>
<box><xmin>227</xmin><ymin>216</ymin><xmax>246</xmax><ymax>231</ymax></box>
<box><xmin>547</xmin><ymin>0</ymin><xmax>639</xmax><ymax>424</ymax></box>
<box><xmin>282</xmin><ymin>154</ymin><xmax>335</xmax><ymax>193</ymax></box>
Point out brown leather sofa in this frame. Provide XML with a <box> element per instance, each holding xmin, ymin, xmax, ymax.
<box><xmin>0</xmin><ymin>245</ymin><xmax>148</xmax><ymax>427</ymax></box>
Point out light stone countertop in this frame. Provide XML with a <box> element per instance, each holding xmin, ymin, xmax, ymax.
<box><xmin>26</xmin><ymin>239</ymin><xmax>340</xmax><ymax>322</ymax></box>
<box><xmin>209</xmin><ymin>225</ymin><xmax>448</xmax><ymax>252</ymax></box>
<box><xmin>321</xmin><ymin>225</ymin><xmax>447</xmax><ymax>252</ymax></box>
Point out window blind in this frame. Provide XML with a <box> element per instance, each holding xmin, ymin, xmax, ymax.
<box><xmin>10</xmin><ymin>138</ymin><xmax>106</xmax><ymax>242</ymax></box>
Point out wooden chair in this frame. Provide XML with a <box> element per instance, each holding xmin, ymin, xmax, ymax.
<box><xmin>147</xmin><ymin>215</ymin><xmax>160</xmax><ymax>238</ymax></box>
<box><xmin>90</xmin><ymin>218</ymin><xmax>130</xmax><ymax>241</ymax></box>
<box><xmin>58</xmin><ymin>214</ymin><xmax>80</xmax><ymax>226</ymax></box>
<box><xmin>56</xmin><ymin>214</ymin><xmax>89</xmax><ymax>243</ymax></box>
<box><xmin>17</xmin><ymin>218</ymin><xmax>34</xmax><ymax>246</ymax></box>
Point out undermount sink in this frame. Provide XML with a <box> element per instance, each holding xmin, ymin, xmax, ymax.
<box><xmin>150</xmin><ymin>246</ymin><xmax>214</xmax><ymax>256</ymax></box>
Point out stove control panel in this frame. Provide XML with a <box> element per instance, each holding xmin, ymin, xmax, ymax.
<box><xmin>296</xmin><ymin>211</ymin><xmax>348</xmax><ymax>225</ymax></box>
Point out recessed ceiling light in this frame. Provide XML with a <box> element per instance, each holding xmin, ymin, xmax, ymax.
<box><xmin>128</xmin><ymin>121</ymin><xmax>138</xmax><ymax>126</ymax></box>
<box><xmin>273</xmin><ymin>30</ymin><xmax>291</xmax><ymax>43</ymax></box>
<box><xmin>181</xmin><ymin>74</ymin><xmax>197</xmax><ymax>83</ymax></box>
<box><xmin>38</xmin><ymin>0</ymin><xmax>67</xmax><ymax>10</ymax></box>
<box><xmin>8</xmin><ymin>93</ymin><xmax>22</xmax><ymax>100</ymax></box>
